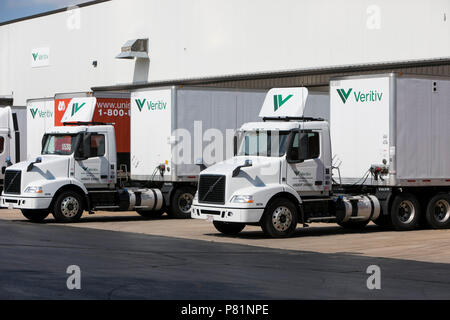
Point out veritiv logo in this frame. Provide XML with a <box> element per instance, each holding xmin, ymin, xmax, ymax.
<box><xmin>32</xmin><ymin>53</ymin><xmax>39</xmax><ymax>61</ymax></box>
<box><xmin>71</xmin><ymin>103</ymin><xmax>85</xmax><ymax>116</ymax></box>
<box><xmin>336</xmin><ymin>88</ymin><xmax>353</xmax><ymax>104</ymax></box>
<box><xmin>30</xmin><ymin>108</ymin><xmax>38</xmax><ymax>119</ymax></box>
<box><xmin>135</xmin><ymin>99</ymin><xmax>146</xmax><ymax>112</ymax></box>
<box><xmin>273</xmin><ymin>94</ymin><xmax>293</xmax><ymax>111</ymax></box>
<box><xmin>135</xmin><ymin>98</ymin><xmax>167</xmax><ymax>112</ymax></box>
<box><xmin>336</xmin><ymin>88</ymin><xmax>383</xmax><ymax>104</ymax></box>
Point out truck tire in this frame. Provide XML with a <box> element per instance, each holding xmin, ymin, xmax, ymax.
<box><xmin>213</xmin><ymin>221</ymin><xmax>245</xmax><ymax>235</ymax></box>
<box><xmin>168</xmin><ymin>187</ymin><xmax>196</xmax><ymax>219</ymax></box>
<box><xmin>373</xmin><ymin>213</ymin><xmax>392</xmax><ymax>228</ymax></box>
<box><xmin>136</xmin><ymin>208</ymin><xmax>165</xmax><ymax>219</ymax></box>
<box><xmin>52</xmin><ymin>191</ymin><xmax>84</xmax><ymax>223</ymax></box>
<box><xmin>425</xmin><ymin>193</ymin><xmax>450</xmax><ymax>229</ymax></box>
<box><xmin>21</xmin><ymin>209</ymin><xmax>49</xmax><ymax>223</ymax></box>
<box><xmin>261</xmin><ymin>198</ymin><xmax>298</xmax><ymax>238</ymax></box>
<box><xmin>337</xmin><ymin>220</ymin><xmax>369</xmax><ymax>229</ymax></box>
<box><xmin>390</xmin><ymin>193</ymin><xmax>420</xmax><ymax>231</ymax></box>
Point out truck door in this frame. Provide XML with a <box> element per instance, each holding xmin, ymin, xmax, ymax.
<box><xmin>0</xmin><ymin>131</ymin><xmax>9</xmax><ymax>178</ymax></box>
<box><xmin>74</xmin><ymin>133</ymin><xmax>109</xmax><ymax>188</ymax></box>
<box><xmin>285</xmin><ymin>130</ymin><xmax>325</xmax><ymax>196</ymax></box>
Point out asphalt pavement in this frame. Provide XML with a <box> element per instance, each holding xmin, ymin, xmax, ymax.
<box><xmin>0</xmin><ymin>219</ymin><xmax>449</xmax><ymax>299</ymax></box>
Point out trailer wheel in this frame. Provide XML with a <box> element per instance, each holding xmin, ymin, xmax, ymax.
<box><xmin>168</xmin><ymin>187</ymin><xmax>196</xmax><ymax>219</ymax></box>
<box><xmin>337</xmin><ymin>220</ymin><xmax>369</xmax><ymax>229</ymax></box>
<box><xmin>261</xmin><ymin>198</ymin><xmax>298</xmax><ymax>238</ymax></box>
<box><xmin>425</xmin><ymin>194</ymin><xmax>450</xmax><ymax>229</ymax></box>
<box><xmin>52</xmin><ymin>191</ymin><xmax>84</xmax><ymax>223</ymax></box>
<box><xmin>390</xmin><ymin>193</ymin><xmax>420</xmax><ymax>231</ymax></box>
<box><xmin>136</xmin><ymin>208</ymin><xmax>165</xmax><ymax>219</ymax></box>
<box><xmin>213</xmin><ymin>221</ymin><xmax>245</xmax><ymax>235</ymax></box>
<box><xmin>21</xmin><ymin>209</ymin><xmax>49</xmax><ymax>223</ymax></box>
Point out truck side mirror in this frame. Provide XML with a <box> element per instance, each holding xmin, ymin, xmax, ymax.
<box><xmin>233</xmin><ymin>135</ymin><xmax>238</xmax><ymax>156</ymax></box>
<box><xmin>41</xmin><ymin>134</ymin><xmax>48</xmax><ymax>153</ymax></box>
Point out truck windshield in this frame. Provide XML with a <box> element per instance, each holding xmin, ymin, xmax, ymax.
<box><xmin>237</xmin><ymin>131</ymin><xmax>290</xmax><ymax>157</ymax></box>
<box><xmin>42</xmin><ymin>134</ymin><xmax>80</xmax><ymax>155</ymax></box>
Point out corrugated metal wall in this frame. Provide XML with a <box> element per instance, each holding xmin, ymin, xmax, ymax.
<box><xmin>92</xmin><ymin>59</ymin><xmax>450</xmax><ymax>92</ymax></box>
<box><xmin>198</xmin><ymin>61</ymin><xmax>450</xmax><ymax>91</ymax></box>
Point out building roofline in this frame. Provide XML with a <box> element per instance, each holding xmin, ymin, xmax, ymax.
<box><xmin>0</xmin><ymin>0</ymin><xmax>111</xmax><ymax>26</ymax></box>
<box><xmin>91</xmin><ymin>57</ymin><xmax>450</xmax><ymax>92</ymax></box>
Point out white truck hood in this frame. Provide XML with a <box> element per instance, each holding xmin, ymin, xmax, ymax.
<box><xmin>5</xmin><ymin>155</ymin><xmax>70</xmax><ymax>194</ymax></box>
<box><xmin>200</xmin><ymin>156</ymin><xmax>283</xmax><ymax>203</ymax></box>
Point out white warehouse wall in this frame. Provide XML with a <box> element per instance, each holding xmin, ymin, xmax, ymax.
<box><xmin>0</xmin><ymin>0</ymin><xmax>449</xmax><ymax>105</ymax></box>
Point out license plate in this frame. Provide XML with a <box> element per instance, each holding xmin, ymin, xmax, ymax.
<box><xmin>207</xmin><ymin>215</ymin><xmax>214</xmax><ymax>222</ymax></box>
<box><xmin>8</xmin><ymin>204</ymin><xmax>13</xmax><ymax>210</ymax></box>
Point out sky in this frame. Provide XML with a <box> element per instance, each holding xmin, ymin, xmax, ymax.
<box><xmin>0</xmin><ymin>0</ymin><xmax>87</xmax><ymax>23</ymax></box>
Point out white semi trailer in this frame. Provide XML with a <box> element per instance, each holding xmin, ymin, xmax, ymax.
<box><xmin>0</xmin><ymin>86</ymin><xmax>281</xmax><ymax>222</ymax></box>
<box><xmin>0</xmin><ymin>107</ymin><xmax>21</xmax><ymax>188</ymax></box>
<box><xmin>191</xmin><ymin>73</ymin><xmax>450</xmax><ymax>237</ymax></box>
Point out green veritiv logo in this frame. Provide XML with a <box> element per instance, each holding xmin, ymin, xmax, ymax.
<box><xmin>273</xmin><ymin>94</ymin><xmax>293</xmax><ymax>111</ymax></box>
<box><xmin>30</xmin><ymin>108</ymin><xmax>38</xmax><ymax>119</ymax></box>
<box><xmin>32</xmin><ymin>53</ymin><xmax>39</xmax><ymax>61</ymax></box>
<box><xmin>135</xmin><ymin>99</ymin><xmax>146</xmax><ymax>112</ymax></box>
<box><xmin>135</xmin><ymin>98</ymin><xmax>167</xmax><ymax>111</ymax></box>
<box><xmin>337</xmin><ymin>88</ymin><xmax>383</xmax><ymax>104</ymax></box>
<box><xmin>71</xmin><ymin>103</ymin><xmax>85</xmax><ymax>116</ymax></box>
<box><xmin>336</xmin><ymin>88</ymin><xmax>353</xmax><ymax>104</ymax></box>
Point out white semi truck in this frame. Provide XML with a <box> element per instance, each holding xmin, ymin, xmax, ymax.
<box><xmin>191</xmin><ymin>73</ymin><xmax>450</xmax><ymax>237</ymax></box>
<box><xmin>0</xmin><ymin>86</ymin><xmax>282</xmax><ymax>222</ymax></box>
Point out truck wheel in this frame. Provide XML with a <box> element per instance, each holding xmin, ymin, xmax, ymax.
<box><xmin>425</xmin><ymin>193</ymin><xmax>450</xmax><ymax>229</ymax></box>
<box><xmin>136</xmin><ymin>208</ymin><xmax>165</xmax><ymax>219</ymax></box>
<box><xmin>52</xmin><ymin>191</ymin><xmax>84</xmax><ymax>223</ymax></box>
<box><xmin>261</xmin><ymin>198</ymin><xmax>298</xmax><ymax>238</ymax></box>
<box><xmin>21</xmin><ymin>209</ymin><xmax>49</xmax><ymax>223</ymax></box>
<box><xmin>168</xmin><ymin>187</ymin><xmax>196</xmax><ymax>219</ymax></box>
<box><xmin>337</xmin><ymin>220</ymin><xmax>369</xmax><ymax>229</ymax></box>
<box><xmin>213</xmin><ymin>221</ymin><xmax>245</xmax><ymax>235</ymax></box>
<box><xmin>390</xmin><ymin>193</ymin><xmax>420</xmax><ymax>231</ymax></box>
<box><xmin>373</xmin><ymin>214</ymin><xmax>392</xmax><ymax>228</ymax></box>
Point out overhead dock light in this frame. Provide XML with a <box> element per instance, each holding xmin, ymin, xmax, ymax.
<box><xmin>116</xmin><ymin>39</ymin><xmax>149</xmax><ymax>59</ymax></box>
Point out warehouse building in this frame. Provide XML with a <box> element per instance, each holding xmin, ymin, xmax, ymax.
<box><xmin>0</xmin><ymin>0</ymin><xmax>449</xmax><ymax>115</ymax></box>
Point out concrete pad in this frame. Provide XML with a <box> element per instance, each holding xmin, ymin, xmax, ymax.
<box><xmin>1</xmin><ymin>208</ymin><xmax>450</xmax><ymax>264</ymax></box>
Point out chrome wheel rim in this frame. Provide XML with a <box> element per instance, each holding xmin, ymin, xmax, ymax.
<box><xmin>398</xmin><ymin>200</ymin><xmax>415</xmax><ymax>224</ymax></box>
<box><xmin>61</xmin><ymin>196</ymin><xmax>79</xmax><ymax>218</ymax></box>
<box><xmin>433</xmin><ymin>199</ymin><xmax>450</xmax><ymax>223</ymax></box>
<box><xmin>272</xmin><ymin>206</ymin><xmax>293</xmax><ymax>232</ymax></box>
<box><xmin>178</xmin><ymin>193</ymin><xmax>193</xmax><ymax>214</ymax></box>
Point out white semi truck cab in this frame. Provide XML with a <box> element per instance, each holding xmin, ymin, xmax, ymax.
<box><xmin>192</xmin><ymin>87</ymin><xmax>381</xmax><ymax>237</ymax></box>
<box><xmin>1</xmin><ymin>124</ymin><xmax>163</xmax><ymax>222</ymax></box>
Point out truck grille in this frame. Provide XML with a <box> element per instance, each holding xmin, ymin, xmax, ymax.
<box><xmin>198</xmin><ymin>174</ymin><xmax>226</xmax><ymax>204</ymax></box>
<box><xmin>4</xmin><ymin>170</ymin><xmax>21</xmax><ymax>194</ymax></box>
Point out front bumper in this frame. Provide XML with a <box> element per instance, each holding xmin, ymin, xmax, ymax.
<box><xmin>191</xmin><ymin>203</ymin><xmax>264</xmax><ymax>223</ymax></box>
<box><xmin>1</xmin><ymin>195</ymin><xmax>52</xmax><ymax>210</ymax></box>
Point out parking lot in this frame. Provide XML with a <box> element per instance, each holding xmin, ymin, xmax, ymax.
<box><xmin>2</xmin><ymin>209</ymin><xmax>450</xmax><ymax>264</ymax></box>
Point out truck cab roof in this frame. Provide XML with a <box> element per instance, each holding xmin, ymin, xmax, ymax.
<box><xmin>239</xmin><ymin>120</ymin><xmax>329</xmax><ymax>132</ymax></box>
<box><xmin>45</xmin><ymin>124</ymin><xmax>114</xmax><ymax>135</ymax></box>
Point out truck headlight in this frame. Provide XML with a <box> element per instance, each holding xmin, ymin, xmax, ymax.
<box><xmin>230</xmin><ymin>195</ymin><xmax>254</xmax><ymax>203</ymax></box>
<box><xmin>24</xmin><ymin>186</ymin><xmax>43</xmax><ymax>194</ymax></box>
